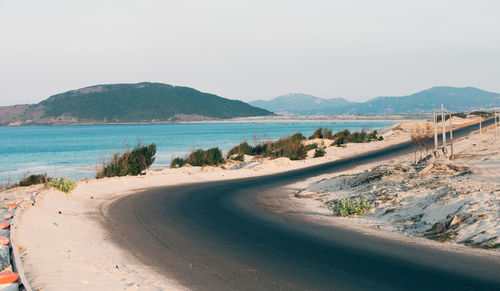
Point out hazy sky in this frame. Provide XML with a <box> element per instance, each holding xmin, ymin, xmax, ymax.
<box><xmin>1</xmin><ymin>0</ymin><xmax>500</xmax><ymax>106</ymax></box>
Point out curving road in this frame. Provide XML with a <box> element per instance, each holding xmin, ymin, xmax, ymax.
<box><xmin>105</xmin><ymin>119</ymin><xmax>500</xmax><ymax>290</ymax></box>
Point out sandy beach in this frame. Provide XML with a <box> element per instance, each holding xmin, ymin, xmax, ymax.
<box><xmin>8</xmin><ymin>116</ymin><xmax>499</xmax><ymax>290</ymax></box>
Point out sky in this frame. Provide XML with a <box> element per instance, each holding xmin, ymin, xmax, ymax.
<box><xmin>1</xmin><ymin>0</ymin><xmax>500</xmax><ymax>106</ymax></box>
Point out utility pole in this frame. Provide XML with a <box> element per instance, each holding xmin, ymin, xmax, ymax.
<box><xmin>433</xmin><ymin>110</ymin><xmax>438</xmax><ymax>152</ymax></box>
<box><xmin>441</xmin><ymin>104</ymin><xmax>446</xmax><ymax>153</ymax></box>
<box><xmin>449</xmin><ymin>112</ymin><xmax>454</xmax><ymax>159</ymax></box>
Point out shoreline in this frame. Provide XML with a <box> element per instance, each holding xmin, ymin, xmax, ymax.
<box><xmin>0</xmin><ymin>114</ymin><xmax>429</xmax><ymax>128</ymax></box>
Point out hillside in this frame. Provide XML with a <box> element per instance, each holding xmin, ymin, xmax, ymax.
<box><xmin>249</xmin><ymin>93</ymin><xmax>354</xmax><ymax>115</ymax></box>
<box><xmin>0</xmin><ymin>83</ymin><xmax>273</xmax><ymax>126</ymax></box>
<box><xmin>255</xmin><ymin>87</ymin><xmax>500</xmax><ymax>115</ymax></box>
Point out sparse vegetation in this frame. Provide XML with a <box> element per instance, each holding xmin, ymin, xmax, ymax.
<box><xmin>17</xmin><ymin>173</ymin><xmax>51</xmax><ymax>187</ymax></box>
<box><xmin>314</xmin><ymin>147</ymin><xmax>326</xmax><ymax>158</ymax></box>
<box><xmin>410</xmin><ymin>123</ymin><xmax>434</xmax><ymax>164</ymax></box>
<box><xmin>47</xmin><ymin>177</ymin><xmax>76</xmax><ymax>193</ymax></box>
<box><xmin>470</xmin><ymin>111</ymin><xmax>494</xmax><ymax>118</ymax></box>
<box><xmin>227</xmin><ymin>141</ymin><xmax>253</xmax><ymax>156</ymax></box>
<box><xmin>97</xmin><ymin>143</ymin><xmax>156</xmax><ymax>178</ymax></box>
<box><xmin>332</xmin><ymin>129</ymin><xmax>383</xmax><ymax>146</ymax></box>
<box><xmin>436</xmin><ymin>112</ymin><xmax>467</xmax><ymax>122</ymax></box>
<box><xmin>327</xmin><ymin>197</ymin><xmax>372</xmax><ymax>216</ymax></box>
<box><xmin>172</xmin><ymin>147</ymin><xmax>224</xmax><ymax>167</ymax></box>
<box><xmin>309</xmin><ymin>127</ymin><xmax>333</xmax><ymax>139</ymax></box>
<box><xmin>170</xmin><ymin>157</ymin><xmax>186</xmax><ymax>168</ymax></box>
<box><xmin>227</xmin><ymin>133</ymin><xmax>308</xmax><ymax>160</ymax></box>
<box><xmin>231</xmin><ymin>154</ymin><xmax>245</xmax><ymax>162</ymax></box>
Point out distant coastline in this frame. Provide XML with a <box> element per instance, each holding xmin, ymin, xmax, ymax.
<box><xmin>0</xmin><ymin>114</ymin><xmax>431</xmax><ymax>127</ymax></box>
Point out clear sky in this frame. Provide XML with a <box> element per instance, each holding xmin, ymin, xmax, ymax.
<box><xmin>1</xmin><ymin>0</ymin><xmax>499</xmax><ymax>106</ymax></box>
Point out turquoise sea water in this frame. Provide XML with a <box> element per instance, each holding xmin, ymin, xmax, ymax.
<box><xmin>0</xmin><ymin>121</ymin><xmax>394</xmax><ymax>184</ymax></box>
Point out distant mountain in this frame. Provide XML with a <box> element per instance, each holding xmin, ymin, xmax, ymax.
<box><xmin>0</xmin><ymin>82</ymin><xmax>273</xmax><ymax>126</ymax></box>
<box><xmin>333</xmin><ymin>86</ymin><xmax>500</xmax><ymax>114</ymax></box>
<box><xmin>249</xmin><ymin>93</ymin><xmax>354</xmax><ymax>115</ymax></box>
<box><xmin>254</xmin><ymin>87</ymin><xmax>500</xmax><ymax>115</ymax></box>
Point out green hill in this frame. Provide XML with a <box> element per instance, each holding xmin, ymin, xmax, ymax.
<box><xmin>0</xmin><ymin>82</ymin><xmax>273</xmax><ymax>126</ymax></box>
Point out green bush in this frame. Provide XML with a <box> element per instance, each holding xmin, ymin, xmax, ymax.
<box><xmin>327</xmin><ymin>197</ymin><xmax>372</xmax><ymax>216</ymax></box>
<box><xmin>314</xmin><ymin>148</ymin><xmax>326</xmax><ymax>158</ymax></box>
<box><xmin>227</xmin><ymin>141</ymin><xmax>253</xmax><ymax>156</ymax></box>
<box><xmin>47</xmin><ymin>177</ymin><xmax>76</xmax><ymax>193</ymax></box>
<box><xmin>332</xmin><ymin>129</ymin><xmax>382</xmax><ymax>146</ymax></box>
<box><xmin>97</xmin><ymin>143</ymin><xmax>156</xmax><ymax>178</ymax></box>
<box><xmin>172</xmin><ymin>147</ymin><xmax>225</xmax><ymax>168</ymax></box>
<box><xmin>309</xmin><ymin>127</ymin><xmax>333</xmax><ymax>139</ymax></box>
<box><xmin>170</xmin><ymin>157</ymin><xmax>186</xmax><ymax>168</ymax></box>
<box><xmin>17</xmin><ymin>173</ymin><xmax>51</xmax><ymax>186</ymax></box>
<box><xmin>231</xmin><ymin>154</ymin><xmax>245</xmax><ymax>162</ymax></box>
<box><xmin>228</xmin><ymin>133</ymin><xmax>307</xmax><ymax>160</ymax></box>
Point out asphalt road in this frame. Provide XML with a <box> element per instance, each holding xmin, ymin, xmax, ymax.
<box><xmin>105</xmin><ymin>118</ymin><xmax>500</xmax><ymax>290</ymax></box>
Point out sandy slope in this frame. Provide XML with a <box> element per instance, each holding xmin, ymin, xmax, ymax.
<box><xmin>293</xmin><ymin>122</ymin><xmax>499</xmax><ymax>251</ymax></box>
<box><xmin>11</xmin><ymin>116</ymin><xmax>496</xmax><ymax>289</ymax></box>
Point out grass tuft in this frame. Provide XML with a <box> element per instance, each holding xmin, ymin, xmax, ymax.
<box><xmin>47</xmin><ymin>177</ymin><xmax>76</xmax><ymax>193</ymax></box>
<box><xmin>327</xmin><ymin>197</ymin><xmax>372</xmax><ymax>216</ymax></box>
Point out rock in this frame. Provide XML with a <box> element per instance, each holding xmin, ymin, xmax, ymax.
<box><xmin>415</xmin><ymin>221</ymin><xmax>427</xmax><ymax>229</ymax></box>
<box><xmin>0</xmin><ymin>245</ymin><xmax>9</xmax><ymax>271</ymax></box>
<box><xmin>404</xmin><ymin>222</ymin><xmax>416</xmax><ymax>230</ymax></box>
<box><xmin>449</xmin><ymin>215</ymin><xmax>462</xmax><ymax>228</ymax></box>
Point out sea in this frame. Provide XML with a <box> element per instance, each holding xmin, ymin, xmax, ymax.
<box><xmin>0</xmin><ymin>121</ymin><xmax>394</xmax><ymax>184</ymax></box>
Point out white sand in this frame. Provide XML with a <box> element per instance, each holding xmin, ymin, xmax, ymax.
<box><xmin>12</xmin><ymin>117</ymin><xmax>496</xmax><ymax>290</ymax></box>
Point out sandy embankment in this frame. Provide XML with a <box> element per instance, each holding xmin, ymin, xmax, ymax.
<box><xmin>284</xmin><ymin>118</ymin><xmax>499</xmax><ymax>252</ymax></box>
<box><xmin>10</xmin><ymin>116</ymin><xmax>490</xmax><ymax>290</ymax></box>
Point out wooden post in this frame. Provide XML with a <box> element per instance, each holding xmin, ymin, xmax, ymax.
<box><xmin>495</xmin><ymin>109</ymin><xmax>498</xmax><ymax>140</ymax></box>
<box><xmin>479</xmin><ymin>118</ymin><xmax>482</xmax><ymax>137</ymax></box>
<box><xmin>449</xmin><ymin>112</ymin><xmax>454</xmax><ymax>159</ymax></box>
<box><xmin>433</xmin><ymin>110</ymin><xmax>438</xmax><ymax>152</ymax></box>
<box><xmin>495</xmin><ymin>110</ymin><xmax>498</xmax><ymax>141</ymax></box>
<box><xmin>441</xmin><ymin>104</ymin><xmax>446</xmax><ymax>153</ymax></box>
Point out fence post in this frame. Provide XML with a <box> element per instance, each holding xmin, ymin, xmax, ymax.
<box><xmin>433</xmin><ymin>110</ymin><xmax>438</xmax><ymax>152</ymax></box>
<box><xmin>449</xmin><ymin>112</ymin><xmax>454</xmax><ymax>159</ymax></box>
<box><xmin>441</xmin><ymin>104</ymin><xmax>446</xmax><ymax>153</ymax></box>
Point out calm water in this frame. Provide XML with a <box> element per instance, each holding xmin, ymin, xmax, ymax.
<box><xmin>0</xmin><ymin>121</ymin><xmax>394</xmax><ymax>183</ymax></box>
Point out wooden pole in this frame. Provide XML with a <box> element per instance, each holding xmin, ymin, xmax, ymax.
<box><xmin>441</xmin><ymin>104</ymin><xmax>446</xmax><ymax>153</ymax></box>
<box><xmin>449</xmin><ymin>112</ymin><xmax>454</xmax><ymax>159</ymax></box>
<box><xmin>495</xmin><ymin>110</ymin><xmax>498</xmax><ymax>141</ymax></box>
<box><xmin>433</xmin><ymin>110</ymin><xmax>438</xmax><ymax>152</ymax></box>
<box><xmin>479</xmin><ymin>118</ymin><xmax>482</xmax><ymax>137</ymax></box>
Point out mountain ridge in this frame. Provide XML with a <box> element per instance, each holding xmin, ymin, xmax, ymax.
<box><xmin>0</xmin><ymin>82</ymin><xmax>273</xmax><ymax>126</ymax></box>
<box><xmin>252</xmin><ymin>86</ymin><xmax>500</xmax><ymax>115</ymax></box>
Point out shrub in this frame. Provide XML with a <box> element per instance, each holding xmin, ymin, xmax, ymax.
<box><xmin>231</xmin><ymin>154</ymin><xmax>245</xmax><ymax>162</ymax></box>
<box><xmin>305</xmin><ymin>143</ymin><xmax>318</xmax><ymax>151</ymax></box>
<box><xmin>97</xmin><ymin>143</ymin><xmax>156</xmax><ymax>178</ymax></box>
<box><xmin>228</xmin><ymin>133</ymin><xmax>308</xmax><ymax>161</ymax></box>
<box><xmin>17</xmin><ymin>173</ymin><xmax>51</xmax><ymax>186</ymax></box>
<box><xmin>48</xmin><ymin>177</ymin><xmax>76</xmax><ymax>193</ymax></box>
<box><xmin>170</xmin><ymin>157</ymin><xmax>186</xmax><ymax>168</ymax></box>
<box><xmin>227</xmin><ymin>142</ymin><xmax>253</xmax><ymax>156</ymax></box>
<box><xmin>171</xmin><ymin>147</ymin><xmax>224</xmax><ymax>167</ymax></box>
<box><xmin>309</xmin><ymin>127</ymin><xmax>333</xmax><ymax>139</ymax></box>
<box><xmin>332</xmin><ymin>129</ymin><xmax>382</xmax><ymax>146</ymax></box>
<box><xmin>327</xmin><ymin>197</ymin><xmax>372</xmax><ymax>216</ymax></box>
<box><xmin>436</xmin><ymin>112</ymin><xmax>467</xmax><ymax>122</ymax></box>
<box><xmin>314</xmin><ymin>148</ymin><xmax>326</xmax><ymax>158</ymax></box>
